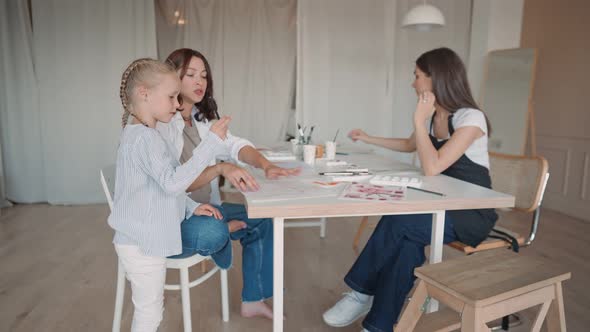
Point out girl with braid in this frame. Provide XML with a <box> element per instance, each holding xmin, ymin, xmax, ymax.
<box><xmin>108</xmin><ymin>58</ymin><xmax>231</xmax><ymax>332</ymax></box>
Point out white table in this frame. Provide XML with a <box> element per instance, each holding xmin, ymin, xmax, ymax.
<box><xmin>243</xmin><ymin>152</ymin><xmax>515</xmax><ymax>332</ymax></box>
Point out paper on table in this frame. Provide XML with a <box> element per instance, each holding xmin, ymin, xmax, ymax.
<box><xmin>339</xmin><ymin>182</ymin><xmax>406</xmax><ymax>202</ymax></box>
<box><xmin>260</xmin><ymin>150</ymin><xmax>297</xmax><ymax>162</ymax></box>
<box><xmin>244</xmin><ymin>177</ymin><xmax>344</xmax><ymax>203</ymax></box>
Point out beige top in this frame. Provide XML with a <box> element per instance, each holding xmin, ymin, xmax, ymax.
<box><xmin>180</xmin><ymin>125</ymin><xmax>213</xmax><ymax>204</ymax></box>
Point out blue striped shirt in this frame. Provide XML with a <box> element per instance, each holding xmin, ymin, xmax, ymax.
<box><xmin>108</xmin><ymin>124</ymin><xmax>225</xmax><ymax>257</ymax></box>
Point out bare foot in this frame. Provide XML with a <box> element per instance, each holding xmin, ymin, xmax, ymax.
<box><xmin>228</xmin><ymin>219</ymin><xmax>247</xmax><ymax>233</ymax></box>
<box><xmin>241</xmin><ymin>301</ymin><xmax>285</xmax><ymax>320</ymax></box>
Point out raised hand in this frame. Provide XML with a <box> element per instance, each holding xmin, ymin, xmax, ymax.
<box><xmin>414</xmin><ymin>91</ymin><xmax>436</xmax><ymax>125</ymax></box>
<box><xmin>209</xmin><ymin>116</ymin><xmax>231</xmax><ymax>140</ymax></box>
<box><xmin>348</xmin><ymin>129</ymin><xmax>369</xmax><ymax>142</ymax></box>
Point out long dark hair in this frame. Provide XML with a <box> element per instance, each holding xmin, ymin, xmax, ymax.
<box><xmin>416</xmin><ymin>47</ymin><xmax>492</xmax><ymax>135</ymax></box>
<box><xmin>165</xmin><ymin>48</ymin><xmax>220</xmax><ymax>121</ymax></box>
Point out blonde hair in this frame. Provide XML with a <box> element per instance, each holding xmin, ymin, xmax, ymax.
<box><xmin>119</xmin><ymin>58</ymin><xmax>176</xmax><ymax>127</ymax></box>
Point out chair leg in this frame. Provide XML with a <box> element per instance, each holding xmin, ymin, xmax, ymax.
<box><xmin>320</xmin><ymin>217</ymin><xmax>327</xmax><ymax>238</ymax></box>
<box><xmin>112</xmin><ymin>259</ymin><xmax>126</xmax><ymax>332</ymax></box>
<box><xmin>200</xmin><ymin>260</ymin><xmax>207</xmax><ymax>274</ymax></box>
<box><xmin>545</xmin><ymin>282</ymin><xmax>567</xmax><ymax>332</ymax></box>
<box><xmin>220</xmin><ymin>269</ymin><xmax>230</xmax><ymax>322</ymax></box>
<box><xmin>395</xmin><ymin>280</ymin><xmax>428</xmax><ymax>331</ymax></box>
<box><xmin>180</xmin><ymin>267</ymin><xmax>192</xmax><ymax>332</ymax></box>
<box><xmin>353</xmin><ymin>216</ymin><xmax>369</xmax><ymax>254</ymax></box>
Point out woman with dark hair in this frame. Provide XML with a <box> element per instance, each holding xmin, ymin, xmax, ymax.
<box><xmin>322</xmin><ymin>47</ymin><xmax>498</xmax><ymax>332</ymax></box>
<box><xmin>157</xmin><ymin>48</ymin><xmax>299</xmax><ymax>320</ymax></box>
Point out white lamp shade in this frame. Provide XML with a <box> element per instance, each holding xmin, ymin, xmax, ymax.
<box><xmin>401</xmin><ymin>4</ymin><xmax>445</xmax><ymax>31</ymax></box>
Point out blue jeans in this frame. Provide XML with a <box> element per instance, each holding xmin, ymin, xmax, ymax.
<box><xmin>344</xmin><ymin>213</ymin><xmax>457</xmax><ymax>332</ymax></box>
<box><xmin>169</xmin><ymin>203</ymin><xmax>273</xmax><ymax>302</ymax></box>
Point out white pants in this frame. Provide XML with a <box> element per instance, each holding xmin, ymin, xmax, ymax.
<box><xmin>115</xmin><ymin>244</ymin><xmax>167</xmax><ymax>332</ymax></box>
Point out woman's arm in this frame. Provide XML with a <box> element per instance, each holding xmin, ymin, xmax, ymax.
<box><xmin>413</xmin><ymin>92</ymin><xmax>483</xmax><ymax>176</ymax></box>
<box><xmin>238</xmin><ymin>145</ymin><xmax>273</xmax><ymax>171</ymax></box>
<box><xmin>238</xmin><ymin>146</ymin><xmax>300</xmax><ymax>179</ymax></box>
<box><xmin>414</xmin><ymin>124</ymin><xmax>482</xmax><ymax>176</ymax></box>
<box><xmin>186</xmin><ymin>165</ymin><xmax>220</xmax><ymax>192</ymax></box>
<box><xmin>209</xmin><ymin>123</ymin><xmax>300</xmax><ymax>180</ymax></box>
<box><xmin>348</xmin><ymin>129</ymin><xmax>416</xmax><ymax>152</ymax></box>
<box><xmin>186</xmin><ymin>161</ymin><xmax>262</xmax><ymax>193</ymax></box>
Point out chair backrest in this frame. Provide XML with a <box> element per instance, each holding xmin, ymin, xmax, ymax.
<box><xmin>100</xmin><ymin>164</ymin><xmax>116</xmax><ymax>211</ymax></box>
<box><xmin>489</xmin><ymin>152</ymin><xmax>549</xmax><ymax>212</ymax></box>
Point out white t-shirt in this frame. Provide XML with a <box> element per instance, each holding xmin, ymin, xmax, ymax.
<box><xmin>429</xmin><ymin>108</ymin><xmax>490</xmax><ymax>169</ymax></box>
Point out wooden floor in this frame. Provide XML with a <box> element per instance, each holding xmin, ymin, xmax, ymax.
<box><xmin>0</xmin><ymin>201</ymin><xmax>588</xmax><ymax>332</ymax></box>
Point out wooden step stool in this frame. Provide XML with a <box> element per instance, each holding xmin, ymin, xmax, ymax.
<box><xmin>396</xmin><ymin>250</ymin><xmax>570</xmax><ymax>332</ymax></box>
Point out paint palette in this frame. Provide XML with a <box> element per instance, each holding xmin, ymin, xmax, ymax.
<box><xmin>369</xmin><ymin>175</ymin><xmax>422</xmax><ymax>188</ymax></box>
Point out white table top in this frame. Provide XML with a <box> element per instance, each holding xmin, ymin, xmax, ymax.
<box><xmin>244</xmin><ymin>152</ymin><xmax>515</xmax><ymax>219</ymax></box>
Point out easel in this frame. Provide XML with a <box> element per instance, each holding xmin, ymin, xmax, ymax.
<box><xmin>480</xmin><ymin>48</ymin><xmax>538</xmax><ymax>156</ymax></box>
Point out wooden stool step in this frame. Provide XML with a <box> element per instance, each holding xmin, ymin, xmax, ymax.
<box><xmin>396</xmin><ymin>250</ymin><xmax>571</xmax><ymax>332</ymax></box>
<box><xmin>413</xmin><ymin>307</ymin><xmax>460</xmax><ymax>332</ymax></box>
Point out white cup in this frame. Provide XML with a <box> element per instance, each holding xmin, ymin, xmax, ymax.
<box><xmin>325</xmin><ymin>141</ymin><xmax>336</xmax><ymax>160</ymax></box>
<box><xmin>303</xmin><ymin>145</ymin><xmax>316</xmax><ymax>166</ymax></box>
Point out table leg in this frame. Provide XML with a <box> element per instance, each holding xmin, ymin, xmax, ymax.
<box><xmin>273</xmin><ymin>217</ymin><xmax>285</xmax><ymax>332</ymax></box>
<box><xmin>426</xmin><ymin>210</ymin><xmax>445</xmax><ymax>312</ymax></box>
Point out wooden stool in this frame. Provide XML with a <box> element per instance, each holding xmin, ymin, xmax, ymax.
<box><xmin>396</xmin><ymin>250</ymin><xmax>570</xmax><ymax>332</ymax></box>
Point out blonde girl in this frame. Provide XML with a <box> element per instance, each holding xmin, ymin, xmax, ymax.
<box><xmin>108</xmin><ymin>58</ymin><xmax>230</xmax><ymax>332</ymax></box>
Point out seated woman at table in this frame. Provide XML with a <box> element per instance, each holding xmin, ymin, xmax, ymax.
<box><xmin>157</xmin><ymin>48</ymin><xmax>299</xmax><ymax>319</ymax></box>
<box><xmin>322</xmin><ymin>47</ymin><xmax>498</xmax><ymax>332</ymax></box>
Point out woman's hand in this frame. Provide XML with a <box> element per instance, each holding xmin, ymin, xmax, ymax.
<box><xmin>209</xmin><ymin>116</ymin><xmax>231</xmax><ymax>140</ymax></box>
<box><xmin>194</xmin><ymin>204</ymin><xmax>223</xmax><ymax>220</ymax></box>
<box><xmin>219</xmin><ymin>163</ymin><xmax>260</xmax><ymax>192</ymax></box>
<box><xmin>348</xmin><ymin>129</ymin><xmax>369</xmax><ymax>142</ymax></box>
<box><xmin>264</xmin><ymin>164</ymin><xmax>301</xmax><ymax>180</ymax></box>
<box><xmin>414</xmin><ymin>91</ymin><xmax>437</xmax><ymax>125</ymax></box>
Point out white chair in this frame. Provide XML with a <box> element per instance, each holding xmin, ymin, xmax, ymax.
<box><xmin>100</xmin><ymin>165</ymin><xmax>229</xmax><ymax>332</ymax></box>
<box><xmin>284</xmin><ymin>217</ymin><xmax>327</xmax><ymax>238</ymax></box>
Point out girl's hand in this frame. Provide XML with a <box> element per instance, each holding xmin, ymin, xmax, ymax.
<box><xmin>194</xmin><ymin>204</ymin><xmax>223</xmax><ymax>220</ymax></box>
<box><xmin>348</xmin><ymin>129</ymin><xmax>369</xmax><ymax>142</ymax></box>
<box><xmin>209</xmin><ymin>116</ymin><xmax>231</xmax><ymax>140</ymax></box>
<box><xmin>414</xmin><ymin>91</ymin><xmax>436</xmax><ymax>125</ymax></box>
<box><xmin>220</xmin><ymin>163</ymin><xmax>260</xmax><ymax>192</ymax></box>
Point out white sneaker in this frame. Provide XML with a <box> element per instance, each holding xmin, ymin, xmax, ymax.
<box><xmin>323</xmin><ymin>292</ymin><xmax>373</xmax><ymax>327</ymax></box>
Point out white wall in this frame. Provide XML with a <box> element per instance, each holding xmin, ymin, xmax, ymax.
<box><xmin>297</xmin><ymin>0</ymin><xmax>395</xmax><ymax>147</ymax></box>
<box><xmin>468</xmin><ymin>0</ymin><xmax>524</xmax><ymax>102</ymax></box>
<box><xmin>521</xmin><ymin>0</ymin><xmax>590</xmax><ymax>221</ymax></box>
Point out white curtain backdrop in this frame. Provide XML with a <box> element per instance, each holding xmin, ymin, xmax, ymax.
<box><xmin>155</xmin><ymin>0</ymin><xmax>297</xmax><ymax>145</ymax></box>
<box><xmin>30</xmin><ymin>0</ymin><xmax>158</xmax><ymax>204</ymax></box>
<box><xmin>0</xmin><ymin>0</ymin><xmax>43</xmax><ymax>204</ymax></box>
<box><xmin>0</xmin><ymin>0</ymin><xmax>158</xmax><ymax>204</ymax></box>
<box><xmin>297</xmin><ymin>0</ymin><xmax>396</xmax><ymax>146</ymax></box>
<box><xmin>0</xmin><ymin>0</ymin><xmax>473</xmax><ymax>205</ymax></box>
<box><xmin>298</xmin><ymin>0</ymin><xmax>472</xmax><ymax>162</ymax></box>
